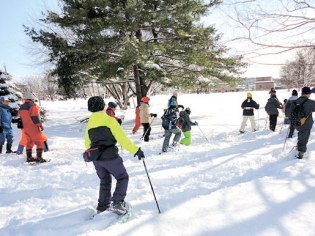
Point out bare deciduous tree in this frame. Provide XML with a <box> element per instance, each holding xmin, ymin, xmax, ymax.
<box><xmin>217</xmin><ymin>0</ymin><xmax>315</xmax><ymax>65</ymax></box>
<box><xmin>280</xmin><ymin>48</ymin><xmax>315</xmax><ymax>88</ymax></box>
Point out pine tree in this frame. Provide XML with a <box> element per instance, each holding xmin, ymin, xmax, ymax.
<box><xmin>25</xmin><ymin>0</ymin><xmax>245</xmax><ymax>103</ymax></box>
<box><xmin>0</xmin><ymin>70</ymin><xmax>23</xmax><ymax>120</ymax></box>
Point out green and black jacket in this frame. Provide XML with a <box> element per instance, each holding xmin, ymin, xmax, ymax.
<box><xmin>85</xmin><ymin>111</ymin><xmax>139</xmax><ymax>161</ymax></box>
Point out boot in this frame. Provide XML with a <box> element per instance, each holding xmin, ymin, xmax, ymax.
<box><xmin>36</xmin><ymin>148</ymin><xmax>46</xmax><ymax>163</ymax></box>
<box><xmin>297</xmin><ymin>151</ymin><xmax>305</xmax><ymax>159</ymax></box>
<box><xmin>112</xmin><ymin>201</ymin><xmax>127</xmax><ymax>215</ymax></box>
<box><xmin>6</xmin><ymin>143</ymin><xmax>12</xmax><ymax>153</ymax></box>
<box><xmin>0</xmin><ymin>145</ymin><xmax>2</xmax><ymax>154</ymax></box>
<box><xmin>26</xmin><ymin>149</ymin><xmax>36</xmax><ymax>162</ymax></box>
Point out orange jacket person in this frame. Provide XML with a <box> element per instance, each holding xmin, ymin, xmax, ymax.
<box><xmin>19</xmin><ymin>92</ymin><xmax>46</xmax><ymax>163</ymax></box>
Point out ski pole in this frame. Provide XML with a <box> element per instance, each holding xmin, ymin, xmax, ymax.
<box><xmin>196</xmin><ymin>124</ymin><xmax>210</xmax><ymax>143</ymax></box>
<box><xmin>257</xmin><ymin>109</ymin><xmax>260</xmax><ymax>130</ymax></box>
<box><xmin>140</xmin><ymin>117</ymin><xmax>156</xmax><ymax>141</ymax></box>
<box><xmin>142</xmin><ymin>159</ymin><xmax>161</xmax><ymax>214</ymax></box>
<box><xmin>282</xmin><ymin>126</ymin><xmax>290</xmax><ymax>152</ymax></box>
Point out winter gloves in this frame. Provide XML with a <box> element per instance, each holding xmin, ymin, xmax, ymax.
<box><xmin>194</xmin><ymin>121</ymin><xmax>198</xmax><ymax>126</ymax></box>
<box><xmin>134</xmin><ymin>148</ymin><xmax>145</xmax><ymax>160</ymax></box>
<box><xmin>118</xmin><ymin>118</ymin><xmax>122</xmax><ymax>125</ymax></box>
<box><xmin>150</xmin><ymin>113</ymin><xmax>157</xmax><ymax>118</ymax></box>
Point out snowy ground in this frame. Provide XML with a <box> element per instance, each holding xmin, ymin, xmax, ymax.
<box><xmin>1</xmin><ymin>90</ymin><xmax>315</xmax><ymax>236</ymax></box>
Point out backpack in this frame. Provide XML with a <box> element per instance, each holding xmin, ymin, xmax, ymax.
<box><xmin>176</xmin><ymin>115</ymin><xmax>185</xmax><ymax>128</ymax></box>
<box><xmin>161</xmin><ymin>109</ymin><xmax>176</xmax><ymax>130</ymax></box>
<box><xmin>290</xmin><ymin>99</ymin><xmax>308</xmax><ymax>126</ymax></box>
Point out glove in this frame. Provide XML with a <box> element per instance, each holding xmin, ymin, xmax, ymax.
<box><xmin>0</xmin><ymin>126</ymin><xmax>3</xmax><ymax>133</ymax></box>
<box><xmin>178</xmin><ymin>105</ymin><xmax>184</xmax><ymax>109</ymax></box>
<box><xmin>39</xmin><ymin>126</ymin><xmax>44</xmax><ymax>131</ymax></box>
<box><xmin>134</xmin><ymin>148</ymin><xmax>145</xmax><ymax>160</ymax></box>
<box><xmin>150</xmin><ymin>113</ymin><xmax>157</xmax><ymax>118</ymax></box>
<box><xmin>194</xmin><ymin>121</ymin><xmax>198</xmax><ymax>126</ymax></box>
<box><xmin>117</xmin><ymin>118</ymin><xmax>122</xmax><ymax>125</ymax></box>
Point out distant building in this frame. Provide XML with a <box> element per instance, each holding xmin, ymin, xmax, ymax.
<box><xmin>255</xmin><ymin>77</ymin><xmax>275</xmax><ymax>91</ymax></box>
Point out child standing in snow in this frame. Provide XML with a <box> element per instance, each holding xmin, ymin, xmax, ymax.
<box><xmin>239</xmin><ymin>92</ymin><xmax>259</xmax><ymax>134</ymax></box>
<box><xmin>85</xmin><ymin>96</ymin><xmax>145</xmax><ymax>215</ymax></box>
<box><xmin>179</xmin><ymin>107</ymin><xmax>198</xmax><ymax>146</ymax></box>
<box><xmin>265</xmin><ymin>93</ymin><xmax>283</xmax><ymax>132</ymax></box>
<box><xmin>132</xmin><ymin>105</ymin><xmax>141</xmax><ymax>134</ymax></box>
<box><xmin>161</xmin><ymin>105</ymin><xmax>181</xmax><ymax>152</ymax></box>
<box><xmin>106</xmin><ymin>102</ymin><xmax>123</xmax><ymax>125</ymax></box>
<box><xmin>0</xmin><ymin>96</ymin><xmax>13</xmax><ymax>153</ymax></box>
<box><xmin>139</xmin><ymin>97</ymin><xmax>157</xmax><ymax>142</ymax></box>
<box><xmin>19</xmin><ymin>92</ymin><xmax>47</xmax><ymax>162</ymax></box>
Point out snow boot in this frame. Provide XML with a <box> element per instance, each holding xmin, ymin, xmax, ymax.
<box><xmin>297</xmin><ymin>151</ymin><xmax>304</xmax><ymax>159</ymax></box>
<box><xmin>6</xmin><ymin>143</ymin><xmax>13</xmax><ymax>153</ymax></box>
<box><xmin>36</xmin><ymin>148</ymin><xmax>47</xmax><ymax>163</ymax></box>
<box><xmin>26</xmin><ymin>149</ymin><xmax>37</xmax><ymax>162</ymax></box>
<box><xmin>112</xmin><ymin>201</ymin><xmax>127</xmax><ymax>215</ymax></box>
<box><xmin>44</xmin><ymin>141</ymin><xmax>49</xmax><ymax>152</ymax></box>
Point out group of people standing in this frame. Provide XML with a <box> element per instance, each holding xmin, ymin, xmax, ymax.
<box><xmin>132</xmin><ymin>91</ymin><xmax>198</xmax><ymax>152</ymax></box>
<box><xmin>0</xmin><ymin>92</ymin><xmax>48</xmax><ymax>162</ymax></box>
<box><xmin>239</xmin><ymin>86</ymin><xmax>315</xmax><ymax>159</ymax></box>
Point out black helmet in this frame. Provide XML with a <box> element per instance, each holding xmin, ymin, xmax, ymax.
<box><xmin>185</xmin><ymin>107</ymin><xmax>191</xmax><ymax>115</ymax></box>
<box><xmin>88</xmin><ymin>96</ymin><xmax>105</xmax><ymax>112</ymax></box>
<box><xmin>108</xmin><ymin>101</ymin><xmax>117</xmax><ymax>108</ymax></box>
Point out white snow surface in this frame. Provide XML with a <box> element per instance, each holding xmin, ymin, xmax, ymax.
<box><xmin>1</xmin><ymin>90</ymin><xmax>315</xmax><ymax>236</ymax></box>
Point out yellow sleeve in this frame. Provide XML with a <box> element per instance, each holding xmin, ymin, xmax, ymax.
<box><xmin>108</xmin><ymin>117</ymin><xmax>139</xmax><ymax>155</ymax></box>
<box><xmin>84</xmin><ymin>120</ymin><xmax>91</xmax><ymax>149</ymax></box>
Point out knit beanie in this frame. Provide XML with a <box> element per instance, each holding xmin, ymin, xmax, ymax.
<box><xmin>88</xmin><ymin>96</ymin><xmax>105</xmax><ymax>112</ymax></box>
<box><xmin>302</xmin><ymin>87</ymin><xmax>311</xmax><ymax>95</ymax></box>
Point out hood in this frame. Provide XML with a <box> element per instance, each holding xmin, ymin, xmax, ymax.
<box><xmin>288</xmin><ymin>95</ymin><xmax>298</xmax><ymax>101</ymax></box>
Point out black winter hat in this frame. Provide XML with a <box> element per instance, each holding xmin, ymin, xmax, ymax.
<box><xmin>108</xmin><ymin>101</ymin><xmax>117</xmax><ymax>108</ymax></box>
<box><xmin>88</xmin><ymin>96</ymin><xmax>105</xmax><ymax>112</ymax></box>
<box><xmin>292</xmin><ymin>89</ymin><xmax>298</xmax><ymax>96</ymax></box>
<box><xmin>302</xmin><ymin>87</ymin><xmax>311</xmax><ymax>95</ymax></box>
<box><xmin>185</xmin><ymin>107</ymin><xmax>191</xmax><ymax>115</ymax></box>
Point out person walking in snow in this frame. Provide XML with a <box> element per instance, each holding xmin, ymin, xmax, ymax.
<box><xmin>239</xmin><ymin>92</ymin><xmax>259</xmax><ymax>134</ymax></box>
<box><xmin>265</xmin><ymin>93</ymin><xmax>283</xmax><ymax>131</ymax></box>
<box><xmin>132</xmin><ymin>105</ymin><xmax>141</xmax><ymax>134</ymax></box>
<box><xmin>106</xmin><ymin>102</ymin><xmax>123</xmax><ymax>125</ymax></box>
<box><xmin>287</xmin><ymin>87</ymin><xmax>315</xmax><ymax>159</ymax></box>
<box><xmin>178</xmin><ymin>107</ymin><xmax>198</xmax><ymax>145</ymax></box>
<box><xmin>139</xmin><ymin>96</ymin><xmax>157</xmax><ymax>142</ymax></box>
<box><xmin>285</xmin><ymin>89</ymin><xmax>299</xmax><ymax>138</ymax></box>
<box><xmin>85</xmin><ymin>96</ymin><xmax>145</xmax><ymax>215</ymax></box>
<box><xmin>0</xmin><ymin>96</ymin><xmax>13</xmax><ymax>153</ymax></box>
<box><xmin>19</xmin><ymin>92</ymin><xmax>47</xmax><ymax>163</ymax></box>
<box><xmin>161</xmin><ymin>105</ymin><xmax>181</xmax><ymax>152</ymax></box>
<box><xmin>168</xmin><ymin>91</ymin><xmax>184</xmax><ymax>110</ymax></box>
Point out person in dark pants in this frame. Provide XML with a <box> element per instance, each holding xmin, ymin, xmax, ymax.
<box><xmin>265</xmin><ymin>93</ymin><xmax>283</xmax><ymax>131</ymax></box>
<box><xmin>139</xmin><ymin>97</ymin><xmax>157</xmax><ymax>142</ymax></box>
<box><xmin>0</xmin><ymin>96</ymin><xmax>13</xmax><ymax>153</ymax></box>
<box><xmin>285</xmin><ymin>89</ymin><xmax>299</xmax><ymax>138</ymax></box>
<box><xmin>85</xmin><ymin>96</ymin><xmax>145</xmax><ymax>215</ymax></box>
<box><xmin>162</xmin><ymin>105</ymin><xmax>181</xmax><ymax>152</ymax></box>
<box><xmin>288</xmin><ymin>87</ymin><xmax>315</xmax><ymax>159</ymax></box>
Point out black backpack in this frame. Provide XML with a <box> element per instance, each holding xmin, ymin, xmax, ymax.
<box><xmin>161</xmin><ymin>109</ymin><xmax>176</xmax><ymax>130</ymax></box>
<box><xmin>290</xmin><ymin>99</ymin><xmax>308</xmax><ymax>126</ymax></box>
